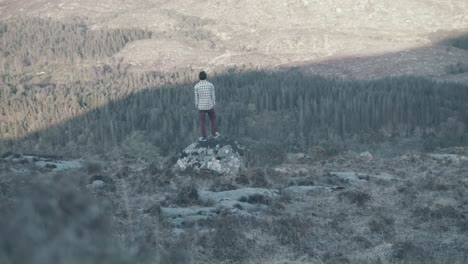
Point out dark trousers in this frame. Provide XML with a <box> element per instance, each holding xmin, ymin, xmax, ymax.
<box><xmin>199</xmin><ymin>108</ymin><xmax>216</xmax><ymax>137</ymax></box>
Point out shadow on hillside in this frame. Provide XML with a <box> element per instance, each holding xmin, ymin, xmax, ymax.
<box><xmin>1</xmin><ymin>33</ymin><xmax>468</xmax><ymax>158</ymax></box>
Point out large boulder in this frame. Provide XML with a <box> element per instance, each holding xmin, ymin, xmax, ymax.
<box><xmin>176</xmin><ymin>136</ymin><xmax>246</xmax><ymax>175</ymax></box>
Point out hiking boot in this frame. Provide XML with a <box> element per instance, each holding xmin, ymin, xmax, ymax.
<box><xmin>199</xmin><ymin>136</ymin><xmax>207</xmax><ymax>141</ymax></box>
<box><xmin>213</xmin><ymin>132</ymin><xmax>220</xmax><ymax>138</ymax></box>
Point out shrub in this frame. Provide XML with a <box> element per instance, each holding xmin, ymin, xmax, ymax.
<box><xmin>172</xmin><ymin>185</ymin><xmax>200</xmax><ymax>207</ymax></box>
<box><xmin>272</xmin><ymin>215</ymin><xmax>315</xmax><ymax>255</ymax></box>
<box><xmin>85</xmin><ymin>160</ymin><xmax>103</xmax><ymax>174</ymax></box>
<box><xmin>337</xmin><ymin>190</ymin><xmax>372</xmax><ymax>207</ymax></box>
<box><xmin>391</xmin><ymin>241</ymin><xmax>431</xmax><ymax>263</ymax></box>
<box><xmin>199</xmin><ymin>217</ymin><xmax>255</xmax><ymax>263</ymax></box>
<box><xmin>239</xmin><ymin>194</ymin><xmax>271</xmax><ymax>205</ymax></box>
<box><xmin>246</xmin><ymin>140</ymin><xmax>286</xmax><ymax>166</ymax></box>
<box><xmin>368</xmin><ymin>214</ymin><xmax>395</xmax><ymax>239</ymax></box>
<box><xmin>445</xmin><ymin>62</ymin><xmax>468</xmax><ymax>74</ymax></box>
<box><xmin>451</xmin><ymin>35</ymin><xmax>468</xmax><ymax>50</ymax></box>
<box><xmin>209</xmin><ymin>179</ymin><xmax>237</xmax><ymax>192</ymax></box>
<box><xmin>0</xmin><ymin>177</ymin><xmax>129</xmax><ymax>264</ymax></box>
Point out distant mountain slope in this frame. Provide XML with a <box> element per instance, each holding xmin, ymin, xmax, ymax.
<box><xmin>1</xmin><ymin>0</ymin><xmax>467</xmax><ymax>78</ymax></box>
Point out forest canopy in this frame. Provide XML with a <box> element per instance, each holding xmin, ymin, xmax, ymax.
<box><xmin>1</xmin><ymin>17</ymin><xmax>467</xmax><ymax>162</ymax></box>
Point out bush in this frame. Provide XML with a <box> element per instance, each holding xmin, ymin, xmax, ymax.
<box><xmin>272</xmin><ymin>215</ymin><xmax>315</xmax><ymax>255</ymax></box>
<box><xmin>391</xmin><ymin>241</ymin><xmax>431</xmax><ymax>263</ymax></box>
<box><xmin>337</xmin><ymin>190</ymin><xmax>372</xmax><ymax>207</ymax></box>
<box><xmin>445</xmin><ymin>62</ymin><xmax>468</xmax><ymax>74</ymax></box>
<box><xmin>0</xmin><ymin>177</ymin><xmax>129</xmax><ymax>264</ymax></box>
<box><xmin>246</xmin><ymin>139</ymin><xmax>286</xmax><ymax>166</ymax></box>
<box><xmin>451</xmin><ymin>35</ymin><xmax>468</xmax><ymax>50</ymax></box>
<box><xmin>172</xmin><ymin>185</ymin><xmax>200</xmax><ymax>207</ymax></box>
<box><xmin>85</xmin><ymin>160</ymin><xmax>103</xmax><ymax>174</ymax></box>
<box><xmin>199</xmin><ymin>217</ymin><xmax>255</xmax><ymax>263</ymax></box>
<box><xmin>368</xmin><ymin>214</ymin><xmax>395</xmax><ymax>239</ymax></box>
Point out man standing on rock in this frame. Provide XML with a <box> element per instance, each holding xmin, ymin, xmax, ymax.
<box><xmin>194</xmin><ymin>71</ymin><xmax>219</xmax><ymax>140</ymax></box>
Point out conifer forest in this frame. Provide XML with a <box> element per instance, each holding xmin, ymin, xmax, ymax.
<box><xmin>1</xmin><ymin>17</ymin><xmax>467</xmax><ymax>161</ymax></box>
<box><xmin>1</xmin><ymin>12</ymin><xmax>468</xmax><ymax>264</ymax></box>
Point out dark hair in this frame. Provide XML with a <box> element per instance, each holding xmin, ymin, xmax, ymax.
<box><xmin>199</xmin><ymin>71</ymin><xmax>207</xmax><ymax>80</ymax></box>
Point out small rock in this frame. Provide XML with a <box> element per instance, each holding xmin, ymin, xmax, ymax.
<box><xmin>91</xmin><ymin>180</ymin><xmax>105</xmax><ymax>188</ymax></box>
<box><xmin>88</xmin><ymin>175</ymin><xmax>115</xmax><ymax>191</ymax></box>
<box><xmin>359</xmin><ymin>151</ymin><xmax>373</xmax><ymax>160</ymax></box>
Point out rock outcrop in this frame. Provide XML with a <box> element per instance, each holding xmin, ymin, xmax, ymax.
<box><xmin>176</xmin><ymin>136</ymin><xmax>246</xmax><ymax>175</ymax></box>
<box><xmin>160</xmin><ymin>187</ymin><xmax>279</xmax><ymax>226</ymax></box>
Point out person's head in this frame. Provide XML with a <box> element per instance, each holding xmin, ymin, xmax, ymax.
<box><xmin>199</xmin><ymin>71</ymin><xmax>207</xmax><ymax>80</ymax></box>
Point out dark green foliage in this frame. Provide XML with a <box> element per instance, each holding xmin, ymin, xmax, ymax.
<box><xmin>85</xmin><ymin>161</ymin><xmax>103</xmax><ymax>174</ymax></box>
<box><xmin>272</xmin><ymin>215</ymin><xmax>315</xmax><ymax>255</ymax></box>
<box><xmin>199</xmin><ymin>217</ymin><xmax>256</xmax><ymax>263</ymax></box>
<box><xmin>1</xmin><ymin>18</ymin><xmax>468</xmax><ymax>162</ymax></box>
<box><xmin>2</xmin><ymin>67</ymin><xmax>468</xmax><ymax>161</ymax></box>
<box><xmin>239</xmin><ymin>194</ymin><xmax>271</xmax><ymax>205</ymax></box>
<box><xmin>450</xmin><ymin>35</ymin><xmax>468</xmax><ymax>50</ymax></box>
<box><xmin>445</xmin><ymin>62</ymin><xmax>468</xmax><ymax>74</ymax></box>
<box><xmin>368</xmin><ymin>214</ymin><xmax>395</xmax><ymax>239</ymax></box>
<box><xmin>0</xmin><ymin>176</ymin><xmax>129</xmax><ymax>264</ymax></box>
<box><xmin>245</xmin><ymin>140</ymin><xmax>287</xmax><ymax>166</ymax></box>
<box><xmin>337</xmin><ymin>190</ymin><xmax>372</xmax><ymax>207</ymax></box>
<box><xmin>209</xmin><ymin>180</ymin><xmax>238</xmax><ymax>192</ymax></box>
<box><xmin>0</xmin><ymin>17</ymin><xmax>152</xmax><ymax>74</ymax></box>
<box><xmin>173</xmin><ymin>185</ymin><xmax>200</xmax><ymax>207</ymax></box>
<box><xmin>391</xmin><ymin>241</ymin><xmax>431</xmax><ymax>263</ymax></box>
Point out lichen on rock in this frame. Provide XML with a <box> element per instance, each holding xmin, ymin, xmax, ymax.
<box><xmin>176</xmin><ymin>136</ymin><xmax>246</xmax><ymax>175</ymax></box>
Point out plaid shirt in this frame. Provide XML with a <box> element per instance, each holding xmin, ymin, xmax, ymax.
<box><xmin>194</xmin><ymin>80</ymin><xmax>216</xmax><ymax>110</ymax></box>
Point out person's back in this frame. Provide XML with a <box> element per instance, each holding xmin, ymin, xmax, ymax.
<box><xmin>194</xmin><ymin>79</ymin><xmax>215</xmax><ymax>111</ymax></box>
<box><xmin>194</xmin><ymin>71</ymin><xmax>218</xmax><ymax>140</ymax></box>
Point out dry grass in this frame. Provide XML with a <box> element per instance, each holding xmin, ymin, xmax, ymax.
<box><xmin>2</xmin><ymin>151</ymin><xmax>468</xmax><ymax>263</ymax></box>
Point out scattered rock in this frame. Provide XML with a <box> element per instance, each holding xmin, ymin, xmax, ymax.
<box><xmin>176</xmin><ymin>136</ymin><xmax>246</xmax><ymax>175</ymax></box>
<box><xmin>160</xmin><ymin>188</ymin><xmax>280</xmax><ymax>226</ymax></box>
<box><xmin>199</xmin><ymin>188</ymin><xmax>279</xmax><ymax>204</ymax></box>
<box><xmin>428</xmin><ymin>153</ymin><xmax>468</xmax><ymax>166</ymax></box>
<box><xmin>34</xmin><ymin>157</ymin><xmax>82</xmax><ymax>171</ymax></box>
<box><xmin>328</xmin><ymin>171</ymin><xmax>370</xmax><ymax>184</ymax></box>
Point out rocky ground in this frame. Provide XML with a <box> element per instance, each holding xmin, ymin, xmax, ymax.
<box><xmin>1</xmin><ymin>148</ymin><xmax>467</xmax><ymax>263</ymax></box>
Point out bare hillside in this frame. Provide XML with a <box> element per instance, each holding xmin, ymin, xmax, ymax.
<box><xmin>1</xmin><ymin>0</ymin><xmax>468</xmax><ymax>79</ymax></box>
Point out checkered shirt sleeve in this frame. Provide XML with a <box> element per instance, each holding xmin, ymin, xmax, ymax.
<box><xmin>194</xmin><ymin>80</ymin><xmax>216</xmax><ymax>110</ymax></box>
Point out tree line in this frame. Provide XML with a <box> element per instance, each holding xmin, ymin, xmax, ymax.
<box><xmin>2</xmin><ymin>66</ymin><xmax>467</xmax><ymax>158</ymax></box>
<box><xmin>0</xmin><ymin>17</ymin><xmax>467</xmax><ymax>160</ymax></box>
<box><xmin>0</xmin><ymin>17</ymin><xmax>152</xmax><ymax>75</ymax></box>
